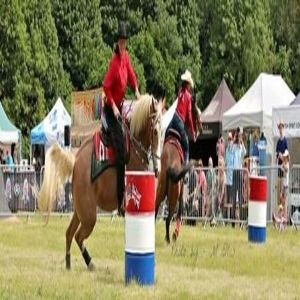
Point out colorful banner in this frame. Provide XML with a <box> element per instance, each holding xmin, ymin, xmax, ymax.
<box><xmin>71</xmin><ymin>88</ymin><xmax>103</xmax><ymax>126</ymax></box>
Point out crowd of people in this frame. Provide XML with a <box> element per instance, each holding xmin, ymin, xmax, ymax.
<box><xmin>185</xmin><ymin>128</ymin><xmax>248</xmax><ymax>226</ymax></box>
<box><xmin>184</xmin><ymin>121</ymin><xmax>292</xmax><ymax>229</ymax></box>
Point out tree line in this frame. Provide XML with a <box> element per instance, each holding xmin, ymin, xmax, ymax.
<box><xmin>0</xmin><ymin>0</ymin><xmax>299</xmax><ymax>156</ymax></box>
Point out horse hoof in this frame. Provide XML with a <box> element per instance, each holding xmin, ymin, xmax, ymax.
<box><xmin>172</xmin><ymin>232</ymin><xmax>177</xmax><ymax>242</ymax></box>
<box><xmin>165</xmin><ymin>236</ymin><xmax>170</xmax><ymax>245</ymax></box>
<box><xmin>88</xmin><ymin>261</ymin><xmax>96</xmax><ymax>271</ymax></box>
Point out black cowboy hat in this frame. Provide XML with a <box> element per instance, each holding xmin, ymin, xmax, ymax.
<box><xmin>117</xmin><ymin>21</ymin><xmax>127</xmax><ymax>40</ymax></box>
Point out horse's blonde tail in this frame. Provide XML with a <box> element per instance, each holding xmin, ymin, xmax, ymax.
<box><xmin>38</xmin><ymin>143</ymin><xmax>75</xmax><ymax>222</ymax></box>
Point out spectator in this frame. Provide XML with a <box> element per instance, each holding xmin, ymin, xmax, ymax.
<box><xmin>225</xmin><ymin>132</ymin><xmax>234</xmax><ymax>210</ymax></box>
<box><xmin>232</xmin><ymin>128</ymin><xmax>246</xmax><ymax>227</ymax></box>
<box><xmin>197</xmin><ymin>159</ymin><xmax>207</xmax><ymax>217</ymax></box>
<box><xmin>280</xmin><ymin>150</ymin><xmax>289</xmax><ymax>218</ymax></box>
<box><xmin>216</xmin><ymin>134</ymin><xmax>225</xmax><ymax>162</ymax></box>
<box><xmin>185</xmin><ymin>166</ymin><xmax>198</xmax><ymax>226</ymax></box>
<box><xmin>272</xmin><ymin>204</ymin><xmax>287</xmax><ymax>232</ymax></box>
<box><xmin>258</xmin><ymin>132</ymin><xmax>267</xmax><ymax>175</ymax></box>
<box><xmin>5</xmin><ymin>150</ymin><xmax>14</xmax><ymax>171</ymax></box>
<box><xmin>216</xmin><ymin>157</ymin><xmax>226</xmax><ymax>220</ymax></box>
<box><xmin>13</xmin><ymin>147</ymin><xmax>18</xmax><ymax>166</ymax></box>
<box><xmin>242</xmin><ymin>159</ymin><xmax>250</xmax><ymax>205</ymax></box>
<box><xmin>205</xmin><ymin>157</ymin><xmax>215</xmax><ymax>220</ymax></box>
<box><xmin>251</xmin><ymin>130</ymin><xmax>259</xmax><ymax>158</ymax></box>
<box><xmin>276</xmin><ymin>121</ymin><xmax>288</xmax><ymax>206</ymax></box>
<box><xmin>0</xmin><ymin>148</ymin><xmax>4</xmax><ymax>164</ymax></box>
<box><xmin>185</xmin><ymin>167</ymin><xmax>198</xmax><ymax>216</ymax></box>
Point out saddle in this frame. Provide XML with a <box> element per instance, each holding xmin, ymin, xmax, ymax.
<box><xmin>164</xmin><ymin>128</ymin><xmax>184</xmax><ymax>163</ymax></box>
<box><xmin>91</xmin><ymin>114</ymin><xmax>130</xmax><ymax>182</ymax></box>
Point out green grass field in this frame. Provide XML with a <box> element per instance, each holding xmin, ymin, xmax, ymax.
<box><xmin>0</xmin><ymin>215</ymin><xmax>300</xmax><ymax>300</ymax></box>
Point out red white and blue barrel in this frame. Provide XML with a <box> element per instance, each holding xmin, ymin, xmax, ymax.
<box><xmin>125</xmin><ymin>171</ymin><xmax>155</xmax><ymax>285</ymax></box>
<box><xmin>248</xmin><ymin>175</ymin><xmax>267</xmax><ymax>243</ymax></box>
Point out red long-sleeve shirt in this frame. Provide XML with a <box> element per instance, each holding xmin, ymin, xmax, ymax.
<box><xmin>176</xmin><ymin>88</ymin><xmax>196</xmax><ymax>140</ymax></box>
<box><xmin>103</xmin><ymin>51</ymin><xmax>137</xmax><ymax>110</ymax></box>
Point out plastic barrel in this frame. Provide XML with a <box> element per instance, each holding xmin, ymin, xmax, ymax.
<box><xmin>248</xmin><ymin>175</ymin><xmax>267</xmax><ymax>243</ymax></box>
<box><xmin>125</xmin><ymin>171</ymin><xmax>155</xmax><ymax>286</ymax></box>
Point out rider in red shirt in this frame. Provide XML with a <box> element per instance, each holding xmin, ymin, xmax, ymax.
<box><xmin>166</xmin><ymin>70</ymin><xmax>196</xmax><ymax>165</ymax></box>
<box><xmin>102</xmin><ymin>21</ymin><xmax>140</xmax><ymax>215</ymax></box>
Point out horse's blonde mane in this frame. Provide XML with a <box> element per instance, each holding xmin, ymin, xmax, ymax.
<box><xmin>130</xmin><ymin>94</ymin><xmax>155</xmax><ymax>137</ymax></box>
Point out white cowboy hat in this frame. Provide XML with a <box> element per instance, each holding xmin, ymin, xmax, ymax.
<box><xmin>181</xmin><ymin>70</ymin><xmax>194</xmax><ymax>88</ymax></box>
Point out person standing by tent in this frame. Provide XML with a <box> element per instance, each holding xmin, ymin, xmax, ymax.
<box><xmin>276</xmin><ymin>121</ymin><xmax>288</xmax><ymax>207</ymax></box>
<box><xmin>225</xmin><ymin>132</ymin><xmax>234</xmax><ymax>212</ymax></box>
<box><xmin>5</xmin><ymin>149</ymin><xmax>14</xmax><ymax>172</ymax></box>
<box><xmin>102</xmin><ymin>21</ymin><xmax>140</xmax><ymax>215</ymax></box>
<box><xmin>231</xmin><ymin>128</ymin><xmax>246</xmax><ymax>227</ymax></box>
<box><xmin>216</xmin><ymin>134</ymin><xmax>225</xmax><ymax>162</ymax></box>
<box><xmin>0</xmin><ymin>148</ymin><xmax>4</xmax><ymax>165</ymax></box>
<box><xmin>258</xmin><ymin>132</ymin><xmax>267</xmax><ymax>176</ymax></box>
<box><xmin>166</xmin><ymin>70</ymin><xmax>196</xmax><ymax>166</ymax></box>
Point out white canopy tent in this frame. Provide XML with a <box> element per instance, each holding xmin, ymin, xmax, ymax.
<box><xmin>0</xmin><ymin>102</ymin><xmax>20</xmax><ymax>144</ymax></box>
<box><xmin>273</xmin><ymin>104</ymin><xmax>300</xmax><ymax>164</ymax></box>
<box><xmin>31</xmin><ymin>98</ymin><xmax>71</xmax><ymax>149</ymax></box>
<box><xmin>223</xmin><ymin>73</ymin><xmax>295</xmax><ymax>160</ymax></box>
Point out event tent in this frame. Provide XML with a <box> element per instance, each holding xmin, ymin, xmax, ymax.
<box><xmin>223</xmin><ymin>73</ymin><xmax>295</xmax><ymax>158</ymax></box>
<box><xmin>31</xmin><ymin>98</ymin><xmax>71</xmax><ymax>148</ymax></box>
<box><xmin>201</xmin><ymin>79</ymin><xmax>236</xmax><ymax>138</ymax></box>
<box><xmin>290</xmin><ymin>92</ymin><xmax>300</xmax><ymax>106</ymax></box>
<box><xmin>273</xmin><ymin>93</ymin><xmax>300</xmax><ymax>164</ymax></box>
<box><xmin>0</xmin><ymin>102</ymin><xmax>20</xmax><ymax>144</ymax></box>
<box><xmin>191</xmin><ymin>79</ymin><xmax>236</xmax><ymax>165</ymax></box>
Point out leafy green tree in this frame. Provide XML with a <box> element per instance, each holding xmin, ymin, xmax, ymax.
<box><xmin>52</xmin><ymin>0</ymin><xmax>111</xmax><ymax>90</ymax></box>
<box><xmin>170</xmin><ymin>0</ymin><xmax>202</xmax><ymax>105</ymax></box>
<box><xmin>199</xmin><ymin>0</ymin><xmax>275</xmax><ymax>103</ymax></box>
<box><xmin>270</xmin><ymin>0</ymin><xmax>300</xmax><ymax>93</ymax></box>
<box><xmin>241</xmin><ymin>1</ymin><xmax>274</xmax><ymax>88</ymax></box>
<box><xmin>273</xmin><ymin>46</ymin><xmax>292</xmax><ymax>88</ymax></box>
<box><xmin>0</xmin><ymin>0</ymin><xmax>71</xmax><ymax>157</ymax></box>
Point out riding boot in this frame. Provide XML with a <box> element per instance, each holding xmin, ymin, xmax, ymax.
<box><xmin>117</xmin><ymin>164</ymin><xmax>125</xmax><ymax>216</ymax></box>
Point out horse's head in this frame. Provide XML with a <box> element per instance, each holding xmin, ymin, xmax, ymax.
<box><xmin>130</xmin><ymin>94</ymin><xmax>163</xmax><ymax>176</ymax></box>
<box><xmin>191</xmin><ymin>99</ymin><xmax>203</xmax><ymax>139</ymax></box>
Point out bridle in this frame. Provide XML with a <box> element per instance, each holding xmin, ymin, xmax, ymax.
<box><xmin>120</xmin><ymin>105</ymin><xmax>161</xmax><ymax>174</ymax></box>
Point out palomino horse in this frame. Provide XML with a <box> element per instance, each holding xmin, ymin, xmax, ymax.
<box><xmin>39</xmin><ymin>94</ymin><xmax>162</xmax><ymax>270</ymax></box>
<box><xmin>155</xmin><ymin>100</ymin><xmax>202</xmax><ymax>243</ymax></box>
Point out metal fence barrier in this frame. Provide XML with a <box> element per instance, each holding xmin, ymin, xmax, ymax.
<box><xmin>1</xmin><ymin>163</ymin><xmax>300</xmax><ymax>229</ymax></box>
<box><xmin>0</xmin><ymin>165</ymin><xmax>37</xmax><ymax>213</ymax></box>
<box><xmin>289</xmin><ymin>165</ymin><xmax>300</xmax><ymax>228</ymax></box>
<box><xmin>182</xmin><ymin>166</ymin><xmax>249</xmax><ymax>226</ymax></box>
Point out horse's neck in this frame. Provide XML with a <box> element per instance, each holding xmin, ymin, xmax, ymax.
<box><xmin>127</xmin><ymin>129</ymin><xmax>149</xmax><ymax>171</ymax></box>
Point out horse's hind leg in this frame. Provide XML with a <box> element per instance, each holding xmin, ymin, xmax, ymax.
<box><xmin>155</xmin><ymin>173</ymin><xmax>166</xmax><ymax>219</ymax></box>
<box><xmin>65</xmin><ymin>210</ymin><xmax>80</xmax><ymax>270</ymax></box>
<box><xmin>75</xmin><ymin>215</ymin><xmax>97</xmax><ymax>271</ymax></box>
<box><xmin>165</xmin><ymin>184</ymin><xmax>179</xmax><ymax>244</ymax></box>
<box><xmin>173</xmin><ymin>186</ymin><xmax>183</xmax><ymax>242</ymax></box>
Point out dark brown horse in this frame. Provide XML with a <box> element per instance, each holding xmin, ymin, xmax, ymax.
<box><xmin>155</xmin><ymin>100</ymin><xmax>202</xmax><ymax>243</ymax></box>
<box><xmin>39</xmin><ymin>94</ymin><xmax>163</xmax><ymax>270</ymax></box>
